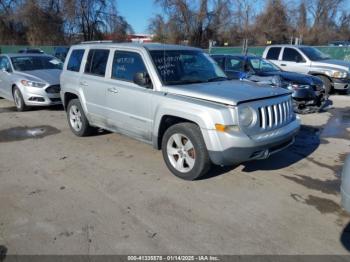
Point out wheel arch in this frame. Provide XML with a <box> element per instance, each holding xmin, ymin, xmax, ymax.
<box><xmin>154</xmin><ymin>115</ymin><xmax>199</xmax><ymax>150</ymax></box>
<box><xmin>63</xmin><ymin>92</ymin><xmax>80</xmax><ymax>110</ymax></box>
<box><xmin>308</xmin><ymin>72</ymin><xmax>333</xmax><ymax>83</ymax></box>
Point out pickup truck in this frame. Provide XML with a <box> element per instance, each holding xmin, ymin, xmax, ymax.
<box><xmin>60</xmin><ymin>43</ymin><xmax>300</xmax><ymax>180</ymax></box>
<box><xmin>262</xmin><ymin>45</ymin><xmax>350</xmax><ymax>95</ymax></box>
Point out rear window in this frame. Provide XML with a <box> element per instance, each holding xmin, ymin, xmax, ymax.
<box><xmin>85</xmin><ymin>49</ymin><xmax>110</xmax><ymax>77</ymax></box>
<box><xmin>266</xmin><ymin>47</ymin><xmax>281</xmax><ymax>60</ymax></box>
<box><xmin>67</xmin><ymin>49</ymin><xmax>84</xmax><ymax>72</ymax></box>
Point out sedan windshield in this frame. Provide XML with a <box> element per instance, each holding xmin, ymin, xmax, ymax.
<box><xmin>248</xmin><ymin>58</ymin><xmax>280</xmax><ymax>72</ymax></box>
<box><xmin>11</xmin><ymin>56</ymin><xmax>63</xmax><ymax>71</ymax></box>
<box><xmin>299</xmin><ymin>47</ymin><xmax>330</xmax><ymax>61</ymax></box>
<box><xmin>150</xmin><ymin>50</ymin><xmax>227</xmax><ymax>85</ymax></box>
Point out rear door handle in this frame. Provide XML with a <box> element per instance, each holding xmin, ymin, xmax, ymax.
<box><xmin>108</xmin><ymin>87</ymin><xmax>118</xmax><ymax>94</ymax></box>
<box><xmin>280</xmin><ymin>64</ymin><xmax>287</xmax><ymax>66</ymax></box>
<box><xmin>79</xmin><ymin>81</ymin><xmax>88</xmax><ymax>86</ymax></box>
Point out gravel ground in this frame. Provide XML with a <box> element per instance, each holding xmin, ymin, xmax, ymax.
<box><xmin>0</xmin><ymin>95</ymin><xmax>349</xmax><ymax>255</ymax></box>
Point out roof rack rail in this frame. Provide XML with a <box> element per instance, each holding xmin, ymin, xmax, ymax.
<box><xmin>80</xmin><ymin>40</ymin><xmax>113</xmax><ymax>44</ymax></box>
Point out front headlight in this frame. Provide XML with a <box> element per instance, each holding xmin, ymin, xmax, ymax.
<box><xmin>271</xmin><ymin>75</ymin><xmax>282</xmax><ymax>86</ymax></box>
<box><xmin>330</xmin><ymin>71</ymin><xmax>348</xmax><ymax>79</ymax></box>
<box><xmin>287</xmin><ymin>84</ymin><xmax>311</xmax><ymax>90</ymax></box>
<box><xmin>239</xmin><ymin>106</ymin><xmax>254</xmax><ymax>127</ymax></box>
<box><xmin>20</xmin><ymin>80</ymin><xmax>46</xmax><ymax>88</ymax></box>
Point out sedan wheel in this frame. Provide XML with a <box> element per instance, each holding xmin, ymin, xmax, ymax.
<box><xmin>167</xmin><ymin>133</ymin><xmax>196</xmax><ymax>173</ymax></box>
<box><xmin>14</xmin><ymin>89</ymin><xmax>22</xmax><ymax>109</ymax></box>
<box><xmin>13</xmin><ymin>87</ymin><xmax>28</xmax><ymax>111</ymax></box>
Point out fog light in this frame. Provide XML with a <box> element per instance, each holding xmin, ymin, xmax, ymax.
<box><xmin>28</xmin><ymin>97</ymin><xmax>45</xmax><ymax>102</ymax></box>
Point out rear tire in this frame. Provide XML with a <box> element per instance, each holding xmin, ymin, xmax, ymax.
<box><xmin>13</xmin><ymin>86</ymin><xmax>29</xmax><ymax>112</ymax></box>
<box><xmin>67</xmin><ymin>98</ymin><xmax>95</xmax><ymax>136</ymax></box>
<box><xmin>161</xmin><ymin>122</ymin><xmax>211</xmax><ymax>180</ymax></box>
<box><xmin>317</xmin><ymin>75</ymin><xmax>332</xmax><ymax>98</ymax></box>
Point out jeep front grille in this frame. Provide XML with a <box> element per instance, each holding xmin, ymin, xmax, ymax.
<box><xmin>258</xmin><ymin>99</ymin><xmax>293</xmax><ymax>130</ymax></box>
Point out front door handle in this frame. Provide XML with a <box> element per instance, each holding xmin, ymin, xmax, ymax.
<box><xmin>280</xmin><ymin>64</ymin><xmax>287</xmax><ymax>66</ymax></box>
<box><xmin>108</xmin><ymin>87</ymin><xmax>118</xmax><ymax>94</ymax></box>
<box><xmin>79</xmin><ymin>81</ymin><xmax>88</xmax><ymax>86</ymax></box>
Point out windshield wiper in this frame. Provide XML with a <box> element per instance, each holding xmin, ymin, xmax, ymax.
<box><xmin>207</xmin><ymin>76</ymin><xmax>228</xmax><ymax>82</ymax></box>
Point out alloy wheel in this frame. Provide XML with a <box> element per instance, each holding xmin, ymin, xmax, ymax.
<box><xmin>166</xmin><ymin>133</ymin><xmax>196</xmax><ymax>173</ymax></box>
<box><xmin>69</xmin><ymin>105</ymin><xmax>83</xmax><ymax>132</ymax></box>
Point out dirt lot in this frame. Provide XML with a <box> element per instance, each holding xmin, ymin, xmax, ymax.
<box><xmin>0</xmin><ymin>95</ymin><xmax>349</xmax><ymax>255</ymax></box>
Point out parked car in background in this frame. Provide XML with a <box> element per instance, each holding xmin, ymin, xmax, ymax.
<box><xmin>54</xmin><ymin>47</ymin><xmax>70</xmax><ymax>62</ymax></box>
<box><xmin>60</xmin><ymin>42</ymin><xmax>300</xmax><ymax>180</ymax></box>
<box><xmin>18</xmin><ymin>48</ymin><xmax>45</xmax><ymax>54</ymax></box>
<box><xmin>328</xmin><ymin>41</ymin><xmax>350</xmax><ymax>47</ymax></box>
<box><xmin>0</xmin><ymin>54</ymin><xmax>63</xmax><ymax>111</ymax></box>
<box><xmin>211</xmin><ymin>54</ymin><xmax>326</xmax><ymax>114</ymax></box>
<box><xmin>262</xmin><ymin>45</ymin><xmax>350</xmax><ymax>95</ymax></box>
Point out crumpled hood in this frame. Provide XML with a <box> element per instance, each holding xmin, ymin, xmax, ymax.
<box><xmin>256</xmin><ymin>71</ymin><xmax>323</xmax><ymax>85</ymax></box>
<box><xmin>14</xmin><ymin>69</ymin><xmax>61</xmax><ymax>85</ymax></box>
<box><xmin>165</xmin><ymin>80</ymin><xmax>290</xmax><ymax>106</ymax></box>
<box><xmin>311</xmin><ymin>59</ymin><xmax>350</xmax><ymax>72</ymax></box>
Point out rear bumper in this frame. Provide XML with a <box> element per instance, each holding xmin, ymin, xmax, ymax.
<box><xmin>332</xmin><ymin>78</ymin><xmax>350</xmax><ymax>90</ymax></box>
<box><xmin>203</xmin><ymin>119</ymin><xmax>300</xmax><ymax>166</ymax></box>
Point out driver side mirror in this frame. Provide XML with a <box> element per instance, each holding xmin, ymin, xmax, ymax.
<box><xmin>133</xmin><ymin>72</ymin><xmax>152</xmax><ymax>89</ymax></box>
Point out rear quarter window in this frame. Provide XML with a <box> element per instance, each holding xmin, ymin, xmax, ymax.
<box><xmin>67</xmin><ymin>49</ymin><xmax>85</xmax><ymax>72</ymax></box>
<box><xmin>266</xmin><ymin>47</ymin><xmax>281</xmax><ymax>60</ymax></box>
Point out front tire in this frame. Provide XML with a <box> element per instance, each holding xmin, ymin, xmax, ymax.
<box><xmin>161</xmin><ymin>122</ymin><xmax>211</xmax><ymax>180</ymax></box>
<box><xmin>317</xmin><ymin>75</ymin><xmax>332</xmax><ymax>98</ymax></box>
<box><xmin>67</xmin><ymin>98</ymin><xmax>95</xmax><ymax>136</ymax></box>
<box><xmin>13</xmin><ymin>86</ymin><xmax>29</xmax><ymax>111</ymax></box>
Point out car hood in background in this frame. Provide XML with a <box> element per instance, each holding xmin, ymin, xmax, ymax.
<box><xmin>311</xmin><ymin>59</ymin><xmax>350</xmax><ymax>72</ymax></box>
<box><xmin>165</xmin><ymin>80</ymin><xmax>290</xmax><ymax>106</ymax></box>
<box><xmin>257</xmin><ymin>71</ymin><xmax>323</xmax><ymax>85</ymax></box>
<box><xmin>14</xmin><ymin>69</ymin><xmax>61</xmax><ymax>85</ymax></box>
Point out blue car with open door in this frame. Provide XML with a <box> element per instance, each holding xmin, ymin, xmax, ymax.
<box><xmin>211</xmin><ymin>54</ymin><xmax>327</xmax><ymax>114</ymax></box>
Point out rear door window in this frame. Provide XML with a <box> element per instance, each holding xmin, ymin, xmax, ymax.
<box><xmin>282</xmin><ymin>48</ymin><xmax>304</xmax><ymax>62</ymax></box>
<box><xmin>112</xmin><ymin>51</ymin><xmax>147</xmax><ymax>82</ymax></box>
<box><xmin>84</xmin><ymin>49</ymin><xmax>110</xmax><ymax>77</ymax></box>
<box><xmin>212</xmin><ymin>56</ymin><xmax>224</xmax><ymax>68</ymax></box>
<box><xmin>67</xmin><ymin>49</ymin><xmax>85</xmax><ymax>72</ymax></box>
<box><xmin>266</xmin><ymin>47</ymin><xmax>281</xmax><ymax>60</ymax></box>
<box><xmin>225</xmin><ymin>57</ymin><xmax>243</xmax><ymax>71</ymax></box>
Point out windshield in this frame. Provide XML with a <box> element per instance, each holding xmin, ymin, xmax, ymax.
<box><xmin>11</xmin><ymin>56</ymin><xmax>63</xmax><ymax>71</ymax></box>
<box><xmin>248</xmin><ymin>57</ymin><xmax>280</xmax><ymax>72</ymax></box>
<box><xmin>299</xmin><ymin>47</ymin><xmax>330</xmax><ymax>61</ymax></box>
<box><xmin>150</xmin><ymin>50</ymin><xmax>227</xmax><ymax>85</ymax></box>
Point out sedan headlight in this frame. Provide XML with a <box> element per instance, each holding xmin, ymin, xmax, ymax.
<box><xmin>239</xmin><ymin>106</ymin><xmax>254</xmax><ymax>127</ymax></box>
<box><xmin>21</xmin><ymin>80</ymin><xmax>46</xmax><ymax>88</ymax></box>
<box><xmin>330</xmin><ymin>71</ymin><xmax>348</xmax><ymax>79</ymax></box>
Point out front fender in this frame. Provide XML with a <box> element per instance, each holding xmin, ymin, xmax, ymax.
<box><xmin>151</xmin><ymin>95</ymin><xmax>235</xmax><ymax>149</ymax></box>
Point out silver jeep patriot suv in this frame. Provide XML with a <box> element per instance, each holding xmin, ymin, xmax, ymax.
<box><xmin>60</xmin><ymin>42</ymin><xmax>300</xmax><ymax>180</ymax></box>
